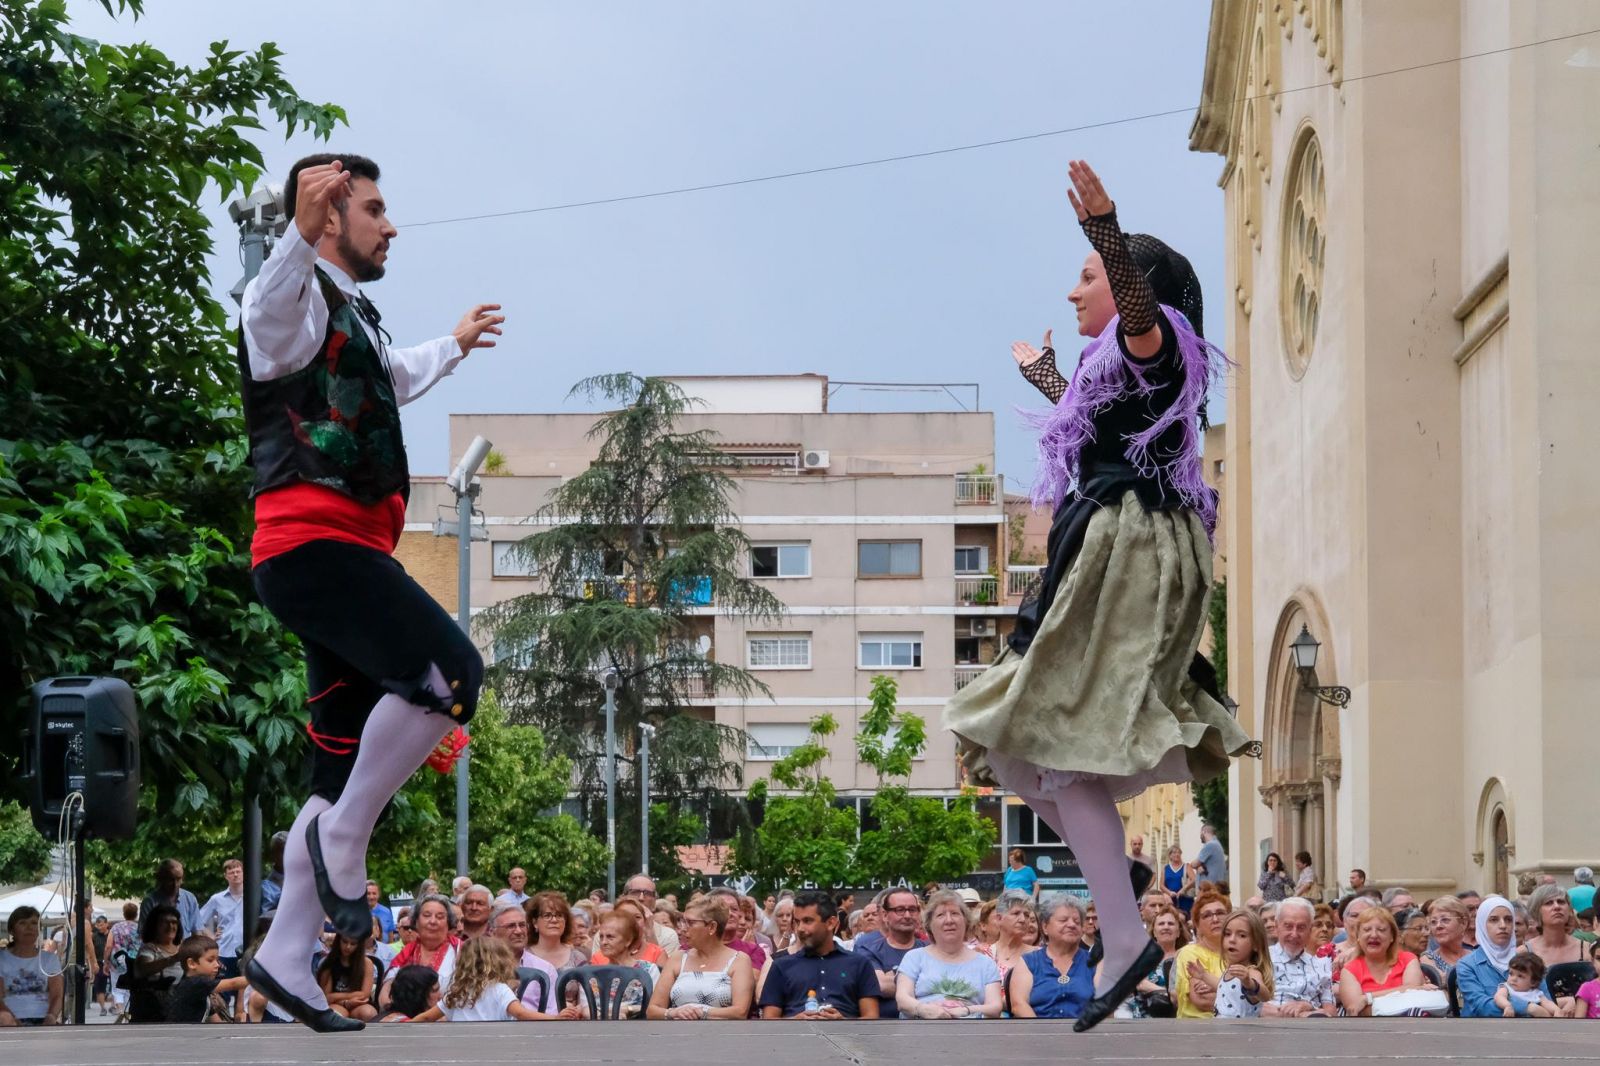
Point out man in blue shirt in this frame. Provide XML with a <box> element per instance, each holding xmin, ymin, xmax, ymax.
<box><xmin>852</xmin><ymin>888</ymin><xmax>929</xmax><ymax>1019</ymax></box>
<box><xmin>1004</xmin><ymin>849</ymin><xmax>1039</xmax><ymax>898</ymax></box>
<box><xmin>759</xmin><ymin>890</ymin><xmax>880</xmax><ymax>1019</ymax></box>
<box><xmin>1193</xmin><ymin>825</ymin><xmax>1228</xmax><ymax>891</ymax></box>
<box><xmin>197</xmin><ymin>859</ymin><xmax>246</xmax><ymax>988</ymax></box>
<box><xmin>141</xmin><ymin>859</ymin><xmax>201</xmax><ymax>940</ymax></box>
<box><xmin>366</xmin><ymin>880</ymin><xmax>395</xmax><ymax>941</ymax></box>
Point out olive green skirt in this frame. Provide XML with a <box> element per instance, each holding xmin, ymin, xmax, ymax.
<box><xmin>944</xmin><ymin>492</ymin><xmax>1252</xmax><ymax>803</ymax></box>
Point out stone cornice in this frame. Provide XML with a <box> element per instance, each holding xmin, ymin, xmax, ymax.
<box><xmin>1189</xmin><ymin>0</ymin><xmax>1252</xmax><ymax>157</ymax></box>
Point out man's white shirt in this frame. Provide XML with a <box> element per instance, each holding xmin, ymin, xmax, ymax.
<box><xmin>240</xmin><ymin>227</ymin><xmax>462</xmax><ymax>405</ymax></box>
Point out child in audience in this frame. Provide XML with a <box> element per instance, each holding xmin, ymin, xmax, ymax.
<box><xmin>1214</xmin><ymin>910</ymin><xmax>1273</xmax><ymax>1019</ymax></box>
<box><xmin>1495</xmin><ymin>954</ymin><xmax>1557</xmax><ymax>1018</ymax></box>
<box><xmin>441</xmin><ymin>938</ymin><xmax>543</xmax><ymax>1022</ymax></box>
<box><xmin>166</xmin><ymin>935</ymin><xmax>249</xmax><ymax>1023</ymax></box>
<box><xmin>1574</xmin><ymin>941</ymin><xmax>1600</xmax><ymax>1019</ymax></box>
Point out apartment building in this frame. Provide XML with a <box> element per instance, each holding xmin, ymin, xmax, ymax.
<box><xmin>395</xmin><ymin>374</ymin><xmax>1038</xmax><ymax>874</ymax></box>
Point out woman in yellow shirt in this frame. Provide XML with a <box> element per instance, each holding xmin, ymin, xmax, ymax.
<box><xmin>1172</xmin><ymin>892</ymin><xmax>1230</xmax><ymax>1018</ymax></box>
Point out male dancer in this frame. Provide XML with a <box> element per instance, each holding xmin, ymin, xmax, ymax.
<box><xmin>237</xmin><ymin>154</ymin><xmax>504</xmax><ymax>1032</ymax></box>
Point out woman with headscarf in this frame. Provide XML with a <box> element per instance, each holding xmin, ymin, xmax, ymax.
<box><xmin>1456</xmin><ymin>895</ymin><xmax>1556</xmax><ymax>1017</ymax></box>
<box><xmin>944</xmin><ymin>160</ymin><xmax>1252</xmax><ymax>1032</ymax></box>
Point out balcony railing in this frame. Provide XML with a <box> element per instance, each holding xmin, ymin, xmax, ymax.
<box><xmin>954</xmin><ymin>665</ymin><xmax>986</xmax><ymax>691</ymax></box>
<box><xmin>954</xmin><ymin>473</ymin><xmax>1001</xmax><ymax>506</ymax></box>
<box><xmin>1005</xmin><ymin>565</ymin><xmax>1044</xmax><ymax>600</ymax></box>
<box><xmin>955</xmin><ymin>575</ymin><xmax>999</xmax><ymax>606</ymax></box>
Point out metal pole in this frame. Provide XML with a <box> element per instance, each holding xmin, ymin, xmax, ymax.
<box><xmin>72</xmin><ymin>810</ymin><xmax>86</xmax><ymax>1025</ymax></box>
<box><xmin>639</xmin><ymin>725</ymin><xmax>652</xmax><ymax>878</ymax></box>
<box><xmin>238</xmin><ymin>223</ymin><xmax>268</xmax><ymax>949</ymax></box>
<box><xmin>604</xmin><ymin>680</ymin><xmax>617</xmax><ymax>901</ymax></box>
<box><xmin>455</xmin><ymin>483</ymin><xmax>475</xmax><ymax>879</ymax></box>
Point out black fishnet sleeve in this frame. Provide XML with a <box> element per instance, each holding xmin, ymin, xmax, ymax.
<box><xmin>1019</xmin><ymin>347</ymin><xmax>1069</xmax><ymax>403</ymax></box>
<box><xmin>1080</xmin><ymin>207</ymin><xmax>1160</xmax><ymax>338</ymax></box>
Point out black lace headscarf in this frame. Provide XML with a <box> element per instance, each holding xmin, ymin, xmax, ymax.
<box><xmin>1127</xmin><ymin>233</ymin><xmax>1205</xmax><ymax>339</ymax></box>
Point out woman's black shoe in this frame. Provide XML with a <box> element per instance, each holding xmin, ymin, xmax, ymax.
<box><xmin>305</xmin><ymin>813</ymin><xmax>375</xmax><ymax>941</ymax></box>
<box><xmin>1073</xmin><ymin>937</ymin><xmax>1163</xmax><ymax>1032</ymax></box>
<box><xmin>243</xmin><ymin>957</ymin><xmax>364</xmax><ymax>1033</ymax></box>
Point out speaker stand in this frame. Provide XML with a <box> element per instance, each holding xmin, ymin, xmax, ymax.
<box><xmin>72</xmin><ymin>808</ymin><xmax>86</xmax><ymax>1026</ymax></box>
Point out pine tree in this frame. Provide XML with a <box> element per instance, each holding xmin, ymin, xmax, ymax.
<box><xmin>485</xmin><ymin>374</ymin><xmax>783</xmax><ymax>880</ymax></box>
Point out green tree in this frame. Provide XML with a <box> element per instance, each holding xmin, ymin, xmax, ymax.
<box><xmin>854</xmin><ymin>676</ymin><xmax>996</xmax><ymax>884</ymax></box>
<box><xmin>728</xmin><ymin>713</ymin><xmax>859</xmax><ymax>890</ymax></box>
<box><xmin>1192</xmin><ymin>579</ymin><xmax>1229</xmax><ymax>848</ymax></box>
<box><xmin>376</xmin><ymin>693</ymin><xmax>609</xmax><ymax>899</ymax></box>
<box><xmin>0</xmin><ymin>800</ymin><xmax>52</xmax><ymax>886</ymax></box>
<box><xmin>0</xmin><ymin>1</ymin><xmax>345</xmax><ymax>857</ymax></box>
<box><xmin>485</xmin><ymin>374</ymin><xmax>783</xmax><ymax>878</ymax></box>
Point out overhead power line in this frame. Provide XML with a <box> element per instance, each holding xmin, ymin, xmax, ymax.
<box><xmin>401</xmin><ymin>27</ymin><xmax>1598</xmax><ymax>231</ymax></box>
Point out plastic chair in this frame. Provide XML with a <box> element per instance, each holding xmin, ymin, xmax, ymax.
<box><xmin>516</xmin><ymin>967</ymin><xmax>551</xmax><ymax>1011</ymax></box>
<box><xmin>556</xmin><ymin>965</ymin><xmax>653</xmax><ymax>1020</ymax></box>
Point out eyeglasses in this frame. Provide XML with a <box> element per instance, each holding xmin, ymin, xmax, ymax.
<box><xmin>677</xmin><ymin>916</ymin><xmax>712</xmax><ymax>928</ymax></box>
<box><xmin>884</xmin><ymin>906</ymin><xmax>920</xmax><ymax>915</ymax></box>
<box><xmin>1198</xmin><ymin>909</ymin><xmax>1228</xmax><ymax>922</ymax></box>
<box><xmin>498</xmin><ymin>919</ymin><xmax>529</xmax><ymax>931</ymax></box>
<box><xmin>537</xmin><ymin>912</ymin><xmax>565</xmax><ymax>920</ymax></box>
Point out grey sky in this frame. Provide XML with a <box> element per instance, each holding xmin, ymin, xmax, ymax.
<box><xmin>70</xmin><ymin>1</ymin><xmax>1225</xmax><ymax>489</ymax></box>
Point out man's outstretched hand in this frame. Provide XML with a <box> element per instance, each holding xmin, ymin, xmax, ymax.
<box><xmin>293</xmin><ymin>161</ymin><xmax>352</xmax><ymax>246</ymax></box>
<box><xmin>453</xmin><ymin>303</ymin><xmax>505</xmax><ymax>356</ymax></box>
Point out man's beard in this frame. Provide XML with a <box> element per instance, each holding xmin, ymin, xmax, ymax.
<box><xmin>337</xmin><ymin>231</ymin><xmax>386</xmax><ymax>282</ymax></box>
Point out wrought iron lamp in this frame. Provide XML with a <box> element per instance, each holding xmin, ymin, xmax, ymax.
<box><xmin>1289</xmin><ymin>624</ymin><xmax>1351</xmax><ymax>707</ymax></box>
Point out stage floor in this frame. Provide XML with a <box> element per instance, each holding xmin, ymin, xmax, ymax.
<box><xmin>2</xmin><ymin>1018</ymin><xmax>1595</xmax><ymax>1065</ymax></box>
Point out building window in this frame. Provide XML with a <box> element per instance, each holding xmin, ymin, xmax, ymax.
<box><xmin>955</xmin><ymin>636</ymin><xmax>981</xmax><ymax>665</ymax></box>
<box><xmin>858</xmin><ymin>540</ymin><xmax>921</xmax><ymax>578</ymax></box>
<box><xmin>747</xmin><ymin>723</ymin><xmax>812</xmax><ymax>761</ymax></box>
<box><xmin>859</xmin><ymin>632</ymin><xmax>923</xmax><ymax>669</ymax></box>
<box><xmin>747</xmin><ymin>634</ymin><xmax>812</xmax><ymax>670</ymax></box>
<box><xmin>492</xmin><ymin>541</ymin><xmax>538</xmax><ymax>578</ymax></box>
<box><xmin>493</xmin><ymin>636</ymin><xmax>537</xmax><ymax>669</ymax></box>
<box><xmin>954</xmin><ymin>545</ymin><xmax>988</xmax><ymax>574</ymax></box>
<box><xmin>1281</xmin><ymin>126</ymin><xmax>1326</xmax><ymax>377</ymax></box>
<box><xmin>751</xmin><ymin>543</ymin><xmax>811</xmax><ymax>579</ymax></box>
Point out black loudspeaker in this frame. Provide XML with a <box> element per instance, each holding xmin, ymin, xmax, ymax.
<box><xmin>21</xmin><ymin>676</ymin><xmax>140</xmax><ymax>840</ymax></box>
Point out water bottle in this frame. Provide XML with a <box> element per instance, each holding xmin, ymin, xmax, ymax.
<box><xmin>805</xmin><ymin>988</ymin><xmax>820</xmax><ymax>1013</ymax></box>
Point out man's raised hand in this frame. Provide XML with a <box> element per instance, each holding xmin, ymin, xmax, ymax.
<box><xmin>453</xmin><ymin>303</ymin><xmax>505</xmax><ymax>356</ymax></box>
<box><xmin>293</xmin><ymin>161</ymin><xmax>352</xmax><ymax>246</ymax></box>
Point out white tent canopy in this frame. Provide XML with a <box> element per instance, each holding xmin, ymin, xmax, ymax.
<box><xmin>0</xmin><ymin>884</ymin><xmax>72</xmax><ymax>923</ymax></box>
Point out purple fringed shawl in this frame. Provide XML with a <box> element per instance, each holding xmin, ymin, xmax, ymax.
<box><xmin>1026</xmin><ymin>305</ymin><xmax>1227</xmax><ymax>538</ymax></box>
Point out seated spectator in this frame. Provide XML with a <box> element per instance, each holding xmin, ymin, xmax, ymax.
<box><xmin>1140</xmin><ymin>889</ymin><xmax>1171</xmax><ymax>927</ymax></box>
<box><xmin>1336</xmin><ymin>906</ymin><xmax>1427</xmax><ymax>1016</ymax></box>
<box><xmin>622</xmin><ymin>874</ymin><xmax>680</xmax><ymax>955</ymax></box>
<box><xmin>736</xmin><ymin>896</ymin><xmax>774</xmax><ymax>955</ymax></box>
<box><xmin>981</xmin><ymin>890</ymin><xmax>1037</xmax><ymax>981</ymax></box>
<box><xmin>1457</xmin><ymin>891</ymin><xmax>1483</xmax><ymax>948</ymax></box>
<box><xmin>0</xmin><ymin>906</ymin><xmax>63</xmax><ymax>1026</ymax></box>
<box><xmin>441</xmin><ymin>938</ymin><xmax>545</xmax><ymax>1022</ymax></box>
<box><xmin>1420</xmin><ymin>897</ymin><xmax>1472</xmax><ymax>987</ymax></box>
<box><xmin>894</xmin><ymin>890</ymin><xmax>1002</xmax><ymax>1019</ymax></box>
<box><xmin>458</xmin><ymin>884</ymin><xmax>494</xmax><ymax>941</ymax></box>
<box><xmin>647</xmin><ymin>896</ymin><xmax>754</xmax><ymax>1020</ymax></box>
<box><xmin>1010</xmin><ymin>895</ymin><xmax>1093</xmax><ymax>1020</ymax></box>
<box><xmin>771</xmin><ymin>897</ymin><xmax>795</xmax><ymax>955</ymax></box>
<box><xmin>851</xmin><ymin>888</ymin><xmax>927</xmax><ymax>1019</ymax></box>
<box><xmin>128</xmin><ymin>903</ymin><xmax>184</xmax><ymax>1024</ymax></box>
<box><xmin>1259</xmin><ymin>902</ymin><xmax>1279</xmax><ymax>946</ymax></box>
<box><xmin>487</xmin><ymin>899</ymin><xmax>566</xmax><ymax>1018</ymax></box>
<box><xmin>1513</xmin><ymin>901</ymin><xmax>1534</xmax><ymax>946</ymax></box>
<box><xmin>707</xmin><ymin>888</ymin><xmax>767</xmax><ymax>972</ymax></box>
<box><xmin>1382</xmin><ymin>886</ymin><xmax>1415</xmax><ymax>915</ymax></box>
<box><xmin>1263</xmin><ymin>897</ymin><xmax>1333</xmax><ymax>1017</ymax></box>
<box><xmin>1396</xmin><ymin>909</ymin><xmax>1430</xmax><ymax>958</ymax></box>
<box><xmin>1572</xmin><ymin>940</ymin><xmax>1600</xmax><ymax>1018</ymax></box>
<box><xmin>1125</xmin><ymin>902</ymin><xmax>1187</xmax><ymax>1019</ymax></box>
<box><xmin>1324</xmin><ymin>896</ymin><xmax>1374</xmax><ymax>979</ymax></box>
<box><xmin>165</xmin><ymin>934</ymin><xmax>249</xmax><ymax>1024</ymax></box>
<box><xmin>652</xmin><ymin>903</ymin><xmax>681</xmax><ymax>939</ymax></box>
<box><xmin>570</xmin><ymin>902</ymin><xmax>597</xmax><ymax>954</ymax></box>
<box><xmin>523</xmin><ymin>891</ymin><xmax>591</xmax><ymax>973</ymax></box>
<box><xmin>1526</xmin><ymin>883</ymin><xmax>1597</xmax><ymax>1002</ymax></box>
<box><xmin>381</xmin><ymin>895</ymin><xmax>460</xmax><ymax>1010</ymax></box>
<box><xmin>378</xmin><ymin>965</ymin><xmax>440</xmax><ymax>1022</ymax></box>
<box><xmin>1215</xmin><ymin>910</ymin><xmax>1273</xmax><ymax>1019</ymax></box>
<box><xmin>612</xmin><ymin>898</ymin><xmax>668</xmax><ymax>966</ymax></box>
<box><xmin>976</xmin><ymin>898</ymin><xmax>1002</xmax><ymax>947</ymax></box>
<box><xmin>1310</xmin><ymin>904</ymin><xmax>1337</xmax><ymax>952</ymax></box>
<box><xmin>1173</xmin><ymin>891</ymin><xmax>1230</xmax><ymax>1019</ymax></box>
<box><xmin>590</xmin><ymin>910</ymin><xmax>662</xmax><ymax>1017</ymax></box>
<box><xmin>1495</xmin><ymin>953</ymin><xmax>1560</xmax><ymax>1017</ymax></box>
<box><xmin>758</xmin><ymin>890</ymin><xmax>879</xmax><ymax>1019</ymax></box>
<box><xmin>1458</xmin><ymin>895</ymin><xmax>1551</xmax><ymax>1018</ymax></box>
<box><xmin>451</xmin><ymin>876</ymin><xmax>473</xmax><ymax>902</ymax></box>
<box><xmin>1570</xmin><ymin>868</ymin><xmax>1597</xmax><ymax>917</ymax></box>
<box><xmin>317</xmin><ymin>932</ymin><xmax>377</xmax><ymax>1022</ymax></box>
<box><xmin>1578</xmin><ymin>909</ymin><xmax>1596</xmax><ymax>940</ymax></box>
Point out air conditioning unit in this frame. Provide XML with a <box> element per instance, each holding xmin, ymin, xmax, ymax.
<box><xmin>802</xmin><ymin>449</ymin><xmax>830</xmax><ymax>471</ymax></box>
<box><xmin>969</xmin><ymin>619</ymin><xmax>996</xmax><ymax>637</ymax></box>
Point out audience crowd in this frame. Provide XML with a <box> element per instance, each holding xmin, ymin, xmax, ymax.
<box><xmin>3</xmin><ymin>851</ymin><xmax>1598</xmax><ymax>1025</ymax></box>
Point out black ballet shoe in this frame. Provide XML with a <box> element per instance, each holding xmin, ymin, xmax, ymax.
<box><xmin>305</xmin><ymin>813</ymin><xmax>374</xmax><ymax>941</ymax></box>
<box><xmin>1130</xmin><ymin>860</ymin><xmax>1154</xmax><ymax>901</ymax></box>
<box><xmin>1073</xmin><ymin>937</ymin><xmax>1164</xmax><ymax>1033</ymax></box>
<box><xmin>244</xmin><ymin>957</ymin><xmax>364</xmax><ymax>1033</ymax></box>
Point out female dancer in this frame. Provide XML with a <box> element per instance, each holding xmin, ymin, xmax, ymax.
<box><xmin>945</xmin><ymin>160</ymin><xmax>1251</xmax><ymax>1031</ymax></box>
